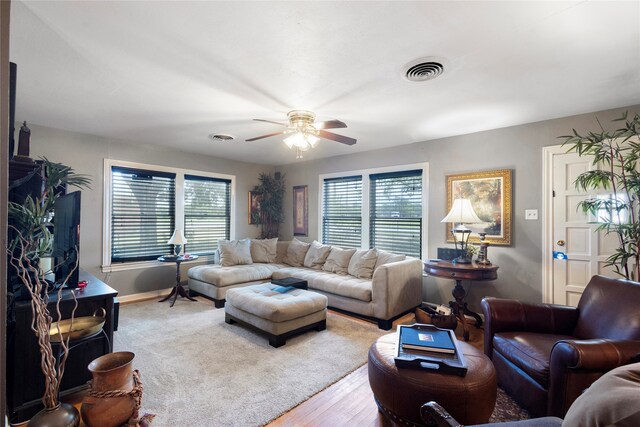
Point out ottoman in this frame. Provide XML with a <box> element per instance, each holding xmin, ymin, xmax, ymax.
<box><xmin>225</xmin><ymin>283</ymin><xmax>328</xmax><ymax>348</ymax></box>
<box><xmin>368</xmin><ymin>333</ymin><xmax>497</xmax><ymax>425</ymax></box>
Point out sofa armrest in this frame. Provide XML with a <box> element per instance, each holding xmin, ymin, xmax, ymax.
<box><xmin>371</xmin><ymin>258</ymin><xmax>423</xmax><ymax>320</ymax></box>
<box><xmin>548</xmin><ymin>339</ymin><xmax>640</xmax><ymax>416</ymax></box>
<box><xmin>420</xmin><ymin>402</ymin><xmax>462</xmax><ymax>427</ymax></box>
<box><xmin>481</xmin><ymin>297</ymin><xmax>579</xmax><ymax>358</ymax></box>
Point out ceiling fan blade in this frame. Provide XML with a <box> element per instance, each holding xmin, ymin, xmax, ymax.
<box><xmin>253</xmin><ymin>119</ymin><xmax>287</xmax><ymax>127</ymax></box>
<box><xmin>314</xmin><ymin>120</ymin><xmax>347</xmax><ymax>130</ymax></box>
<box><xmin>318</xmin><ymin>130</ymin><xmax>357</xmax><ymax>146</ymax></box>
<box><xmin>245</xmin><ymin>131</ymin><xmax>286</xmax><ymax>142</ymax></box>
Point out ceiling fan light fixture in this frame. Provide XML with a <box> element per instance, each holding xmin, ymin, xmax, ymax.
<box><xmin>284</xmin><ymin>131</ymin><xmax>318</xmax><ymax>151</ymax></box>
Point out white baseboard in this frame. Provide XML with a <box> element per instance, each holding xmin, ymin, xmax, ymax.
<box><xmin>117</xmin><ymin>288</ymin><xmax>172</xmax><ymax>305</ymax></box>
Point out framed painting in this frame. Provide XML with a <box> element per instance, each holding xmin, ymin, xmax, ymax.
<box><xmin>248</xmin><ymin>191</ymin><xmax>261</xmax><ymax>225</ymax></box>
<box><xmin>293</xmin><ymin>185</ymin><xmax>308</xmax><ymax>236</ymax></box>
<box><xmin>445</xmin><ymin>169</ymin><xmax>512</xmax><ymax>246</ymax></box>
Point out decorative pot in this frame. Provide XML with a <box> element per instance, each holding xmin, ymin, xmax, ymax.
<box><xmin>81</xmin><ymin>351</ymin><xmax>137</xmax><ymax>427</ymax></box>
<box><xmin>27</xmin><ymin>402</ymin><xmax>80</xmax><ymax>427</ymax></box>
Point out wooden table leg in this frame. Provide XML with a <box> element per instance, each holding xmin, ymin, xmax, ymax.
<box><xmin>159</xmin><ymin>259</ymin><xmax>197</xmax><ymax>306</ymax></box>
<box><xmin>450</xmin><ymin>279</ymin><xmax>470</xmax><ymax>341</ymax></box>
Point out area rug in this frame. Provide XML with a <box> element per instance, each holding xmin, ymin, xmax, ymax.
<box><xmin>113</xmin><ymin>298</ymin><xmax>386</xmax><ymax>426</ymax></box>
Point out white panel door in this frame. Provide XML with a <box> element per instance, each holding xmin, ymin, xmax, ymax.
<box><xmin>552</xmin><ymin>152</ymin><xmax>617</xmax><ymax>306</ymax></box>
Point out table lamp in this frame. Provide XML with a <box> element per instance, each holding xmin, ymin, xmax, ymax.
<box><xmin>168</xmin><ymin>229</ymin><xmax>187</xmax><ymax>256</ymax></box>
<box><xmin>441</xmin><ymin>199</ymin><xmax>482</xmax><ymax>264</ymax></box>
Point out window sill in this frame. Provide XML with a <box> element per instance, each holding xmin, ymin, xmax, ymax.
<box><xmin>101</xmin><ymin>256</ymin><xmax>213</xmax><ymax>273</ymax></box>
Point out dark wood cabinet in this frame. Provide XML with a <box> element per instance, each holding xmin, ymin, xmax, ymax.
<box><xmin>6</xmin><ymin>270</ymin><xmax>117</xmax><ymax>423</ymax></box>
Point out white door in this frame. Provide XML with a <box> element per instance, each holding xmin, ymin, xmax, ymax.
<box><xmin>550</xmin><ymin>150</ymin><xmax>618</xmax><ymax>306</ymax></box>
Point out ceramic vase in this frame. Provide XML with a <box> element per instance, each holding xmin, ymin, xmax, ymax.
<box><xmin>81</xmin><ymin>351</ymin><xmax>136</xmax><ymax>427</ymax></box>
<box><xmin>27</xmin><ymin>403</ymin><xmax>80</xmax><ymax>427</ymax></box>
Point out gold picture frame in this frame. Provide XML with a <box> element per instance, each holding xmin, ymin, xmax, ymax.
<box><xmin>293</xmin><ymin>185</ymin><xmax>308</xmax><ymax>236</ymax></box>
<box><xmin>445</xmin><ymin>169</ymin><xmax>512</xmax><ymax>246</ymax></box>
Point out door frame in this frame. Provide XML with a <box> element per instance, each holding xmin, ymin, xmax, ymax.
<box><xmin>542</xmin><ymin>145</ymin><xmax>566</xmax><ymax>304</ymax></box>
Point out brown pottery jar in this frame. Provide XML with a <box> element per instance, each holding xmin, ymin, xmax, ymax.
<box><xmin>81</xmin><ymin>351</ymin><xmax>136</xmax><ymax>427</ymax></box>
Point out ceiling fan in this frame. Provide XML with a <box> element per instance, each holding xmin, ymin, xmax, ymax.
<box><xmin>246</xmin><ymin>110</ymin><xmax>356</xmax><ymax>158</ymax></box>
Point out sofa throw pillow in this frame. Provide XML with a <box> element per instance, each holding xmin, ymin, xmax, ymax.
<box><xmin>250</xmin><ymin>238</ymin><xmax>278</xmax><ymax>263</ymax></box>
<box><xmin>374</xmin><ymin>250</ymin><xmax>406</xmax><ymax>271</ymax></box>
<box><xmin>562</xmin><ymin>362</ymin><xmax>640</xmax><ymax>427</ymax></box>
<box><xmin>284</xmin><ymin>238</ymin><xmax>311</xmax><ymax>267</ymax></box>
<box><xmin>348</xmin><ymin>248</ymin><xmax>379</xmax><ymax>279</ymax></box>
<box><xmin>219</xmin><ymin>239</ymin><xmax>253</xmax><ymax>267</ymax></box>
<box><xmin>303</xmin><ymin>241</ymin><xmax>332</xmax><ymax>269</ymax></box>
<box><xmin>322</xmin><ymin>247</ymin><xmax>357</xmax><ymax>275</ymax></box>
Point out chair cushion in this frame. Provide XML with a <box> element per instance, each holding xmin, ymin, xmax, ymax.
<box><xmin>375</xmin><ymin>250</ymin><xmax>406</xmax><ymax>271</ymax></box>
<box><xmin>493</xmin><ymin>332</ymin><xmax>574</xmax><ymax>388</ymax></box>
<box><xmin>562</xmin><ymin>362</ymin><xmax>640</xmax><ymax>427</ymax></box>
<box><xmin>187</xmin><ymin>263</ymin><xmax>286</xmax><ymax>287</ymax></box>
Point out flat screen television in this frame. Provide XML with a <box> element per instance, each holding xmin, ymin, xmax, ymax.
<box><xmin>53</xmin><ymin>191</ymin><xmax>81</xmax><ymax>288</ymax></box>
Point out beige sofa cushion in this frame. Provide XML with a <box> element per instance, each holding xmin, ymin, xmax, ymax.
<box><xmin>348</xmin><ymin>248</ymin><xmax>378</xmax><ymax>279</ymax></box>
<box><xmin>250</xmin><ymin>238</ymin><xmax>278</xmax><ymax>263</ymax></box>
<box><xmin>188</xmin><ymin>263</ymin><xmax>285</xmax><ymax>287</ymax></box>
<box><xmin>375</xmin><ymin>250</ymin><xmax>406</xmax><ymax>270</ymax></box>
<box><xmin>303</xmin><ymin>241</ymin><xmax>332</xmax><ymax>269</ymax></box>
<box><xmin>284</xmin><ymin>238</ymin><xmax>310</xmax><ymax>267</ymax></box>
<box><xmin>272</xmin><ymin>267</ymin><xmax>372</xmax><ymax>302</ymax></box>
<box><xmin>322</xmin><ymin>247</ymin><xmax>357</xmax><ymax>275</ymax></box>
<box><xmin>219</xmin><ymin>239</ymin><xmax>253</xmax><ymax>266</ymax></box>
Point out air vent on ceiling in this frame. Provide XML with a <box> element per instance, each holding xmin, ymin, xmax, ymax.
<box><xmin>403</xmin><ymin>57</ymin><xmax>445</xmax><ymax>82</ymax></box>
<box><xmin>208</xmin><ymin>133</ymin><xmax>235</xmax><ymax>142</ymax></box>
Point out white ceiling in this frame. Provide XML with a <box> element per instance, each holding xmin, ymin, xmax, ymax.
<box><xmin>9</xmin><ymin>1</ymin><xmax>640</xmax><ymax>165</ymax></box>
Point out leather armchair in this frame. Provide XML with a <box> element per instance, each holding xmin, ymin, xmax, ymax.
<box><xmin>481</xmin><ymin>275</ymin><xmax>640</xmax><ymax>418</ymax></box>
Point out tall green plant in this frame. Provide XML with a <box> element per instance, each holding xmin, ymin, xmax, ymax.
<box><xmin>251</xmin><ymin>172</ymin><xmax>286</xmax><ymax>239</ymax></box>
<box><xmin>8</xmin><ymin>157</ymin><xmax>91</xmax><ymax>261</ymax></box>
<box><xmin>560</xmin><ymin>112</ymin><xmax>640</xmax><ymax>280</ymax></box>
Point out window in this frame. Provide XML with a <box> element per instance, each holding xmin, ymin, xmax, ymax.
<box><xmin>370</xmin><ymin>170</ymin><xmax>422</xmax><ymax>257</ymax></box>
<box><xmin>104</xmin><ymin>160</ymin><xmax>235</xmax><ymax>271</ymax></box>
<box><xmin>111</xmin><ymin>167</ymin><xmax>176</xmax><ymax>262</ymax></box>
<box><xmin>320</xmin><ymin>163</ymin><xmax>427</xmax><ymax>258</ymax></box>
<box><xmin>322</xmin><ymin>176</ymin><xmax>362</xmax><ymax>248</ymax></box>
<box><xmin>184</xmin><ymin>175</ymin><xmax>231</xmax><ymax>255</ymax></box>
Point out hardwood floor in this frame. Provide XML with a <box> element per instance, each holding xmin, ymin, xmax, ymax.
<box><xmin>267</xmin><ymin>312</ymin><xmax>484</xmax><ymax>427</ymax></box>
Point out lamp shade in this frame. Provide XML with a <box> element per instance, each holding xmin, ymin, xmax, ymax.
<box><xmin>167</xmin><ymin>229</ymin><xmax>187</xmax><ymax>245</ymax></box>
<box><xmin>441</xmin><ymin>199</ymin><xmax>482</xmax><ymax>224</ymax></box>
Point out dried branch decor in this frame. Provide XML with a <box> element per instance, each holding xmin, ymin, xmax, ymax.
<box><xmin>8</xmin><ymin>228</ymin><xmax>79</xmax><ymax>409</ymax></box>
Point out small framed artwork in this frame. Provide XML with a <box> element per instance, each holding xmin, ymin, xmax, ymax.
<box><xmin>445</xmin><ymin>169</ymin><xmax>513</xmax><ymax>246</ymax></box>
<box><xmin>293</xmin><ymin>185</ymin><xmax>308</xmax><ymax>236</ymax></box>
<box><xmin>248</xmin><ymin>191</ymin><xmax>261</xmax><ymax>225</ymax></box>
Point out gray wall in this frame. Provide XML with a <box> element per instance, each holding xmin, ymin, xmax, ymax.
<box><xmin>29</xmin><ymin>124</ymin><xmax>273</xmax><ymax>296</ymax></box>
<box><xmin>276</xmin><ymin>104</ymin><xmax>640</xmax><ymax>312</ymax></box>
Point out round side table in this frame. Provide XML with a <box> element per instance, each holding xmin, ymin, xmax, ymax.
<box><xmin>157</xmin><ymin>255</ymin><xmax>199</xmax><ymax>307</ymax></box>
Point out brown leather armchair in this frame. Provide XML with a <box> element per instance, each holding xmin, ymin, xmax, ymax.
<box><xmin>481</xmin><ymin>275</ymin><xmax>640</xmax><ymax>418</ymax></box>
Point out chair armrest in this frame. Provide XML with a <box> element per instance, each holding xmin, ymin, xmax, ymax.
<box><xmin>420</xmin><ymin>402</ymin><xmax>463</xmax><ymax>427</ymax></box>
<box><xmin>551</xmin><ymin>339</ymin><xmax>640</xmax><ymax>371</ymax></box>
<box><xmin>548</xmin><ymin>339</ymin><xmax>640</xmax><ymax>416</ymax></box>
<box><xmin>481</xmin><ymin>297</ymin><xmax>579</xmax><ymax>358</ymax></box>
<box><xmin>371</xmin><ymin>258</ymin><xmax>423</xmax><ymax>320</ymax></box>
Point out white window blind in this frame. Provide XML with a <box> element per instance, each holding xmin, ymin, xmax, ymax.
<box><xmin>111</xmin><ymin>167</ymin><xmax>175</xmax><ymax>262</ymax></box>
<box><xmin>369</xmin><ymin>169</ymin><xmax>422</xmax><ymax>257</ymax></box>
<box><xmin>322</xmin><ymin>175</ymin><xmax>362</xmax><ymax>248</ymax></box>
<box><xmin>184</xmin><ymin>175</ymin><xmax>231</xmax><ymax>255</ymax></box>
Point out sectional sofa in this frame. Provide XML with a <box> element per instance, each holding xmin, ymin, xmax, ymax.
<box><xmin>187</xmin><ymin>238</ymin><xmax>423</xmax><ymax>329</ymax></box>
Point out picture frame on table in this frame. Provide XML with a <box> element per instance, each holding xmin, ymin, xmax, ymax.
<box><xmin>293</xmin><ymin>185</ymin><xmax>308</xmax><ymax>236</ymax></box>
<box><xmin>248</xmin><ymin>191</ymin><xmax>261</xmax><ymax>225</ymax></box>
<box><xmin>445</xmin><ymin>169</ymin><xmax>512</xmax><ymax>246</ymax></box>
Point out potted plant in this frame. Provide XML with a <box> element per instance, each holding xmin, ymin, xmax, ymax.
<box><xmin>250</xmin><ymin>172</ymin><xmax>286</xmax><ymax>239</ymax></box>
<box><xmin>561</xmin><ymin>111</ymin><xmax>640</xmax><ymax>280</ymax></box>
<box><xmin>7</xmin><ymin>158</ymin><xmax>90</xmax><ymax>426</ymax></box>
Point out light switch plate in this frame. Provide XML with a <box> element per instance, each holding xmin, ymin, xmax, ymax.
<box><xmin>525</xmin><ymin>209</ymin><xmax>538</xmax><ymax>220</ymax></box>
